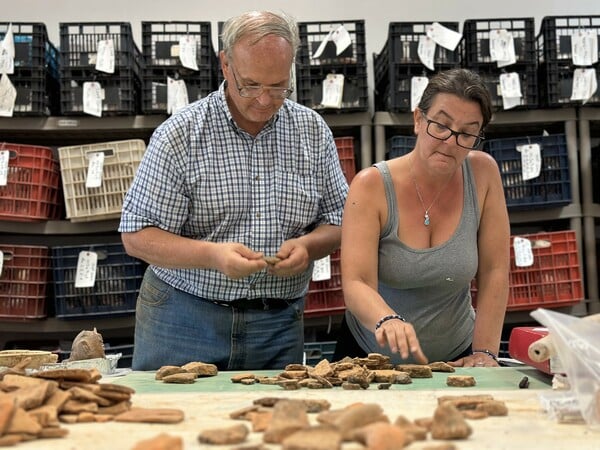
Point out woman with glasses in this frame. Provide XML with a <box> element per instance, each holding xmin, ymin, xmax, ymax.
<box><xmin>334</xmin><ymin>68</ymin><xmax>509</xmax><ymax>367</ymax></box>
<box><xmin>120</xmin><ymin>11</ymin><xmax>348</xmax><ymax>371</ymax></box>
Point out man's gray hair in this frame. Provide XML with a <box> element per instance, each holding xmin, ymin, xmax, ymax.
<box><xmin>221</xmin><ymin>11</ymin><xmax>300</xmax><ymax>60</ymax></box>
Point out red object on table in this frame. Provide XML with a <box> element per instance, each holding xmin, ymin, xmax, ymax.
<box><xmin>508</xmin><ymin>326</ymin><xmax>552</xmax><ymax>374</ymax></box>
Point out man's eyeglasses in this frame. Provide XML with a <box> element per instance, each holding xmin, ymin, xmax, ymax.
<box><xmin>229</xmin><ymin>64</ymin><xmax>294</xmax><ymax>99</ymax></box>
<box><xmin>420</xmin><ymin>111</ymin><xmax>484</xmax><ymax>150</ymax></box>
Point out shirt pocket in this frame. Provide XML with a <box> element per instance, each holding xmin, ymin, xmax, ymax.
<box><xmin>275</xmin><ymin>170</ymin><xmax>321</xmax><ymax>236</ymax></box>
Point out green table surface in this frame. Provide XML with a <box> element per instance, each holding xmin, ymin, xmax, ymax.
<box><xmin>110</xmin><ymin>366</ymin><xmax>552</xmax><ymax>394</ymax></box>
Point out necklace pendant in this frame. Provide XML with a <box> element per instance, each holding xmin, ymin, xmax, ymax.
<box><xmin>424</xmin><ymin>212</ymin><xmax>430</xmax><ymax>226</ymax></box>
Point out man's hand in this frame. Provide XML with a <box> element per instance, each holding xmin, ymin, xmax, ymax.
<box><xmin>213</xmin><ymin>243</ymin><xmax>268</xmax><ymax>279</ymax></box>
<box><xmin>267</xmin><ymin>238</ymin><xmax>310</xmax><ymax>277</ymax></box>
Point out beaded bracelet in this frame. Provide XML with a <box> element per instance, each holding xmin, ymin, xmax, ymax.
<box><xmin>374</xmin><ymin>314</ymin><xmax>406</xmax><ymax>331</ymax></box>
<box><xmin>472</xmin><ymin>349</ymin><xmax>498</xmax><ymax>361</ymax></box>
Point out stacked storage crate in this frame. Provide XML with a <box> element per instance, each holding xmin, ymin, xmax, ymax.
<box><xmin>471</xmin><ymin>230</ymin><xmax>583</xmax><ymax>311</ymax></box>
<box><xmin>141</xmin><ymin>21</ymin><xmax>219</xmax><ymax>114</ymax></box>
<box><xmin>59</xmin><ymin>22</ymin><xmax>143</xmax><ymax>115</ymax></box>
<box><xmin>0</xmin><ymin>22</ymin><xmax>59</xmax><ymax>115</ymax></box>
<box><xmin>374</xmin><ymin>22</ymin><xmax>461</xmax><ymax>113</ymax></box>
<box><xmin>537</xmin><ymin>15</ymin><xmax>600</xmax><ymax>107</ymax></box>
<box><xmin>460</xmin><ymin>18</ymin><xmax>538</xmax><ymax>110</ymax></box>
<box><xmin>295</xmin><ymin>20</ymin><xmax>369</xmax><ymax>112</ymax></box>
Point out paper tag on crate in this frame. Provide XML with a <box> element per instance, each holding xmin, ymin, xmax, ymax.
<box><xmin>83</xmin><ymin>81</ymin><xmax>103</xmax><ymax>117</ymax></box>
<box><xmin>571</xmin><ymin>68</ymin><xmax>598</xmax><ymax>104</ymax></box>
<box><xmin>95</xmin><ymin>39</ymin><xmax>115</xmax><ymax>74</ymax></box>
<box><xmin>312</xmin><ymin>254</ymin><xmax>332</xmax><ymax>282</ymax></box>
<box><xmin>321</xmin><ymin>73</ymin><xmax>344</xmax><ymax>108</ymax></box>
<box><xmin>411</xmin><ymin>76</ymin><xmax>429</xmax><ymax>112</ymax></box>
<box><xmin>0</xmin><ymin>149</ymin><xmax>9</xmax><ymax>186</ymax></box>
<box><xmin>312</xmin><ymin>29</ymin><xmax>334</xmax><ymax>59</ymax></box>
<box><xmin>490</xmin><ymin>29</ymin><xmax>516</xmax><ymax>67</ymax></box>
<box><xmin>85</xmin><ymin>152</ymin><xmax>105</xmax><ymax>188</ymax></box>
<box><xmin>427</xmin><ymin>22</ymin><xmax>462</xmax><ymax>51</ymax></box>
<box><xmin>571</xmin><ymin>29</ymin><xmax>598</xmax><ymax>66</ymax></box>
<box><xmin>513</xmin><ymin>236</ymin><xmax>534</xmax><ymax>267</ymax></box>
<box><xmin>75</xmin><ymin>251</ymin><xmax>98</xmax><ymax>288</ymax></box>
<box><xmin>516</xmin><ymin>143</ymin><xmax>541</xmax><ymax>181</ymax></box>
<box><xmin>0</xmin><ymin>73</ymin><xmax>16</xmax><ymax>117</ymax></box>
<box><xmin>499</xmin><ymin>72</ymin><xmax>522</xmax><ymax>110</ymax></box>
<box><xmin>167</xmin><ymin>77</ymin><xmax>189</xmax><ymax>114</ymax></box>
<box><xmin>0</xmin><ymin>24</ymin><xmax>15</xmax><ymax>75</ymax></box>
<box><xmin>179</xmin><ymin>36</ymin><xmax>199</xmax><ymax>71</ymax></box>
<box><xmin>331</xmin><ymin>25</ymin><xmax>352</xmax><ymax>56</ymax></box>
<box><xmin>0</xmin><ymin>250</ymin><xmax>3</xmax><ymax>277</ymax></box>
<box><xmin>417</xmin><ymin>36</ymin><xmax>436</xmax><ymax>70</ymax></box>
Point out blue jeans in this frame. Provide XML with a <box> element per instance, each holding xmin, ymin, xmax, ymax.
<box><xmin>132</xmin><ymin>268</ymin><xmax>305</xmax><ymax>371</ymax></box>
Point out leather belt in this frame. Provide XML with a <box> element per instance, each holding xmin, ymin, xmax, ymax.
<box><xmin>210</xmin><ymin>297</ymin><xmax>300</xmax><ymax>311</ymax></box>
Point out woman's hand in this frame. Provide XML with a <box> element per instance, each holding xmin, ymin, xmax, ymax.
<box><xmin>375</xmin><ymin>318</ymin><xmax>428</xmax><ymax>364</ymax></box>
<box><xmin>448</xmin><ymin>352</ymin><xmax>499</xmax><ymax>367</ymax></box>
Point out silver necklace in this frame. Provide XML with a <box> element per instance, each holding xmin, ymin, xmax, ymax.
<box><xmin>409</xmin><ymin>154</ymin><xmax>453</xmax><ymax>226</ymax></box>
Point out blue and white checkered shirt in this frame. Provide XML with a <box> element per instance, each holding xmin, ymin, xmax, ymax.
<box><xmin>119</xmin><ymin>83</ymin><xmax>349</xmax><ymax>301</ymax></box>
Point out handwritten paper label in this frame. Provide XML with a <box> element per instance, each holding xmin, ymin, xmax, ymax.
<box><xmin>331</xmin><ymin>25</ymin><xmax>352</xmax><ymax>55</ymax></box>
<box><xmin>571</xmin><ymin>29</ymin><xmax>598</xmax><ymax>66</ymax></box>
<box><xmin>75</xmin><ymin>251</ymin><xmax>98</xmax><ymax>288</ymax></box>
<box><xmin>0</xmin><ymin>150</ymin><xmax>9</xmax><ymax>186</ymax></box>
<box><xmin>95</xmin><ymin>39</ymin><xmax>115</xmax><ymax>74</ymax></box>
<box><xmin>312</xmin><ymin>255</ymin><xmax>332</xmax><ymax>282</ymax></box>
<box><xmin>418</xmin><ymin>36</ymin><xmax>436</xmax><ymax>70</ymax></box>
<box><xmin>321</xmin><ymin>73</ymin><xmax>344</xmax><ymax>108</ymax></box>
<box><xmin>427</xmin><ymin>22</ymin><xmax>462</xmax><ymax>51</ymax></box>
<box><xmin>411</xmin><ymin>76</ymin><xmax>429</xmax><ymax>111</ymax></box>
<box><xmin>85</xmin><ymin>152</ymin><xmax>105</xmax><ymax>188</ymax></box>
<box><xmin>167</xmin><ymin>77</ymin><xmax>189</xmax><ymax>114</ymax></box>
<box><xmin>0</xmin><ymin>24</ymin><xmax>15</xmax><ymax>74</ymax></box>
<box><xmin>83</xmin><ymin>81</ymin><xmax>103</xmax><ymax>117</ymax></box>
<box><xmin>179</xmin><ymin>36</ymin><xmax>199</xmax><ymax>71</ymax></box>
<box><xmin>490</xmin><ymin>29</ymin><xmax>516</xmax><ymax>67</ymax></box>
<box><xmin>514</xmin><ymin>237</ymin><xmax>534</xmax><ymax>267</ymax></box>
<box><xmin>312</xmin><ymin>29</ymin><xmax>334</xmax><ymax>59</ymax></box>
<box><xmin>517</xmin><ymin>143</ymin><xmax>541</xmax><ymax>181</ymax></box>
<box><xmin>0</xmin><ymin>73</ymin><xmax>16</xmax><ymax>117</ymax></box>
<box><xmin>571</xmin><ymin>68</ymin><xmax>598</xmax><ymax>103</ymax></box>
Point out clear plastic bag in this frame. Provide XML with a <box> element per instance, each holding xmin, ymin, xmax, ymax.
<box><xmin>530</xmin><ymin>308</ymin><xmax>600</xmax><ymax>430</ymax></box>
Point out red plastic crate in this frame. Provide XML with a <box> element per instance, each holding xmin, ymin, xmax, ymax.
<box><xmin>334</xmin><ymin>137</ymin><xmax>356</xmax><ymax>184</ymax></box>
<box><xmin>304</xmin><ymin>249</ymin><xmax>345</xmax><ymax>318</ymax></box>
<box><xmin>471</xmin><ymin>230</ymin><xmax>583</xmax><ymax>311</ymax></box>
<box><xmin>0</xmin><ymin>143</ymin><xmax>61</xmax><ymax>221</ymax></box>
<box><xmin>0</xmin><ymin>245</ymin><xmax>50</xmax><ymax>320</ymax></box>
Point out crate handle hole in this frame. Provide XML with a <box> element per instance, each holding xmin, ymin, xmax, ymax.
<box><xmin>85</xmin><ymin>148</ymin><xmax>115</xmax><ymax>158</ymax></box>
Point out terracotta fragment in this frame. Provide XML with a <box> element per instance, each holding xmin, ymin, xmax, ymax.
<box><xmin>231</xmin><ymin>373</ymin><xmax>256</xmax><ymax>383</ymax></box>
<box><xmin>263</xmin><ymin>400</ymin><xmax>310</xmax><ymax>444</ymax></box>
<box><xmin>428</xmin><ymin>362</ymin><xmax>456</xmax><ymax>372</ymax></box>
<box><xmin>475</xmin><ymin>400</ymin><xmax>508</xmax><ymax>416</ymax></box>
<box><xmin>155</xmin><ymin>366</ymin><xmax>186</xmax><ymax>380</ymax></box>
<box><xmin>277</xmin><ymin>380</ymin><xmax>300</xmax><ymax>390</ymax></box>
<box><xmin>284</xmin><ymin>364</ymin><xmax>306</xmax><ymax>371</ymax></box>
<box><xmin>68</xmin><ymin>386</ymin><xmax>112</xmax><ymax>406</ymax></box>
<box><xmin>446</xmin><ymin>375</ymin><xmax>476</xmax><ymax>387</ymax></box>
<box><xmin>67</xmin><ymin>329</ymin><xmax>105</xmax><ymax>361</ymax></box>
<box><xmin>247</xmin><ymin>410</ymin><xmax>273</xmax><ymax>432</ymax></box>
<box><xmin>282</xmin><ymin>425</ymin><xmax>342</xmax><ymax>450</ymax></box>
<box><xmin>97</xmin><ymin>400</ymin><xmax>132</xmax><ymax>415</ymax></box>
<box><xmin>131</xmin><ymin>432</ymin><xmax>183</xmax><ymax>450</ymax></box>
<box><xmin>378</xmin><ymin>383</ymin><xmax>392</xmax><ymax>390</ymax></box>
<box><xmin>430</xmin><ymin>403</ymin><xmax>472</xmax><ymax>440</ymax></box>
<box><xmin>5</xmin><ymin>407</ymin><xmax>42</xmax><ymax>436</ymax></box>
<box><xmin>0</xmin><ymin>434</ymin><xmax>22</xmax><ymax>446</ymax></box>
<box><xmin>61</xmin><ymin>400</ymin><xmax>98</xmax><ymax>414</ymax></box>
<box><xmin>423</xmin><ymin>444</ymin><xmax>457</xmax><ymax>450</ymax></box>
<box><xmin>34</xmin><ymin>368</ymin><xmax>95</xmax><ymax>383</ymax></box>
<box><xmin>311</xmin><ymin>359</ymin><xmax>334</xmax><ymax>378</ymax></box>
<box><xmin>395</xmin><ymin>364</ymin><xmax>433</xmax><ymax>378</ymax></box>
<box><xmin>0</xmin><ymin>397</ymin><xmax>16</xmax><ymax>434</ymax></box>
<box><xmin>279</xmin><ymin>370</ymin><xmax>308</xmax><ymax>380</ymax></box>
<box><xmin>115</xmin><ymin>407</ymin><xmax>184</xmax><ymax>424</ymax></box>
<box><xmin>241</xmin><ymin>378</ymin><xmax>257</xmax><ymax>385</ymax></box>
<box><xmin>181</xmin><ymin>361</ymin><xmax>218</xmax><ymax>376</ymax></box>
<box><xmin>394</xmin><ymin>415</ymin><xmax>427</xmax><ymax>441</ymax></box>
<box><xmin>352</xmin><ymin>421</ymin><xmax>408</xmax><ymax>450</ymax></box>
<box><xmin>414</xmin><ymin>417</ymin><xmax>433</xmax><ymax>430</ymax></box>
<box><xmin>332</xmin><ymin>403</ymin><xmax>389</xmax><ymax>440</ymax></box>
<box><xmin>437</xmin><ymin>394</ymin><xmax>494</xmax><ymax>409</ymax></box>
<box><xmin>341</xmin><ymin>382</ymin><xmax>362</xmax><ymax>390</ymax></box>
<box><xmin>461</xmin><ymin>409</ymin><xmax>488</xmax><ymax>420</ymax></box>
<box><xmin>162</xmin><ymin>373</ymin><xmax>197</xmax><ymax>384</ymax></box>
<box><xmin>27</xmin><ymin>404</ymin><xmax>58</xmax><ymax>427</ymax></box>
<box><xmin>198</xmin><ymin>423</ymin><xmax>249</xmax><ymax>445</ymax></box>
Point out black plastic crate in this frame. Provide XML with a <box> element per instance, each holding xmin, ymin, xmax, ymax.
<box><xmin>0</xmin><ymin>22</ymin><xmax>58</xmax><ymax>75</ymax></box>
<box><xmin>60</xmin><ymin>22</ymin><xmax>143</xmax><ymax>75</ymax></box>
<box><xmin>295</xmin><ymin>63</ymin><xmax>368</xmax><ymax>112</ymax></box>
<box><xmin>304</xmin><ymin>341</ymin><xmax>336</xmax><ymax>366</ymax></box>
<box><xmin>537</xmin><ymin>15</ymin><xmax>600</xmax><ymax>63</ymax></box>
<box><xmin>9</xmin><ymin>67</ymin><xmax>60</xmax><ymax>116</ymax></box>
<box><xmin>461</xmin><ymin>18</ymin><xmax>536</xmax><ymax>66</ymax></box>
<box><xmin>297</xmin><ymin>20</ymin><xmax>366</xmax><ymax>66</ymax></box>
<box><xmin>141</xmin><ymin>21</ymin><xmax>217</xmax><ymax>68</ymax></box>
<box><xmin>375</xmin><ymin>63</ymin><xmax>457</xmax><ymax>113</ymax></box>
<box><xmin>51</xmin><ymin>243</ymin><xmax>144</xmax><ymax>319</ymax></box>
<box><xmin>483</xmin><ymin>134</ymin><xmax>571</xmax><ymax>210</ymax></box>
<box><xmin>388</xmin><ymin>135</ymin><xmax>416</xmax><ymax>159</ymax></box>
<box><xmin>142</xmin><ymin>66</ymin><xmax>217</xmax><ymax>113</ymax></box>
<box><xmin>374</xmin><ymin>21</ymin><xmax>460</xmax><ymax>88</ymax></box>
<box><xmin>539</xmin><ymin>62</ymin><xmax>600</xmax><ymax>107</ymax></box>
<box><xmin>469</xmin><ymin>63</ymin><xmax>538</xmax><ymax>111</ymax></box>
<box><xmin>60</xmin><ymin>67</ymin><xmax>141</xmax><ymax>115</ymax></box>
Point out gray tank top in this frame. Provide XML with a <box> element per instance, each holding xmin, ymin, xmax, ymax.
<box><xmin>345</xmin><ymin>158</ymin><xmax>480</xmax><ymax>363</ymax></box>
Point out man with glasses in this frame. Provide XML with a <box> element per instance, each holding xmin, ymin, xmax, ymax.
<box><xmin>334</xmin><ymin>68</ymin><xmax>510</xmax><ymax>368</ymax></box>
<box><xmin>120</xmin><ymin>11</ymin><xmax>348</xmax><ymax>371</ymax></box>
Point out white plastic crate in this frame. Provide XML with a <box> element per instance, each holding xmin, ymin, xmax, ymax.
<box><xmin>58</xmin><ymin>139</ymin><xmax>145</xmax><ymax>222</ymax></box>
